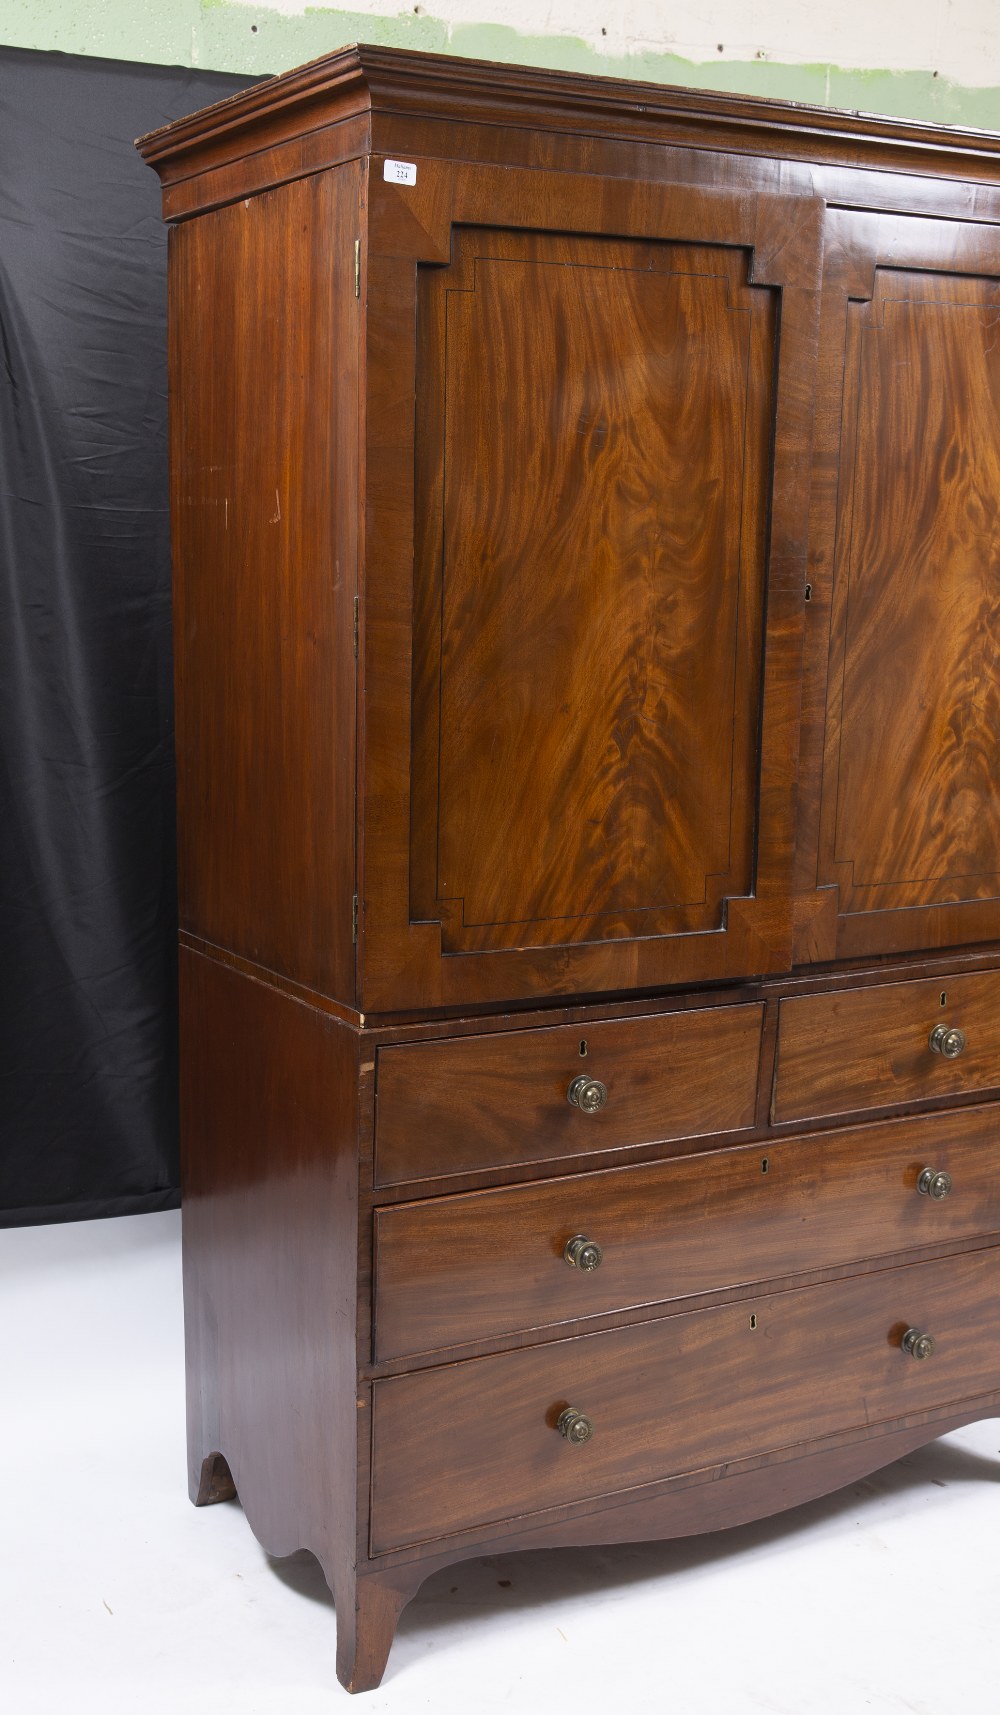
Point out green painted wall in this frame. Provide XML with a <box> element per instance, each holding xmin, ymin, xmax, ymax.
<box><xmin>4</xmin><ymin>0</ymin><xmax>1000</xmax><ymax>129</ymax></box>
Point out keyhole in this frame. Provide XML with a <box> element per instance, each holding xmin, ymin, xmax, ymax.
<box><xmin>940</xmin><ymin>992</ymin><xmax>948</xmax><ymax>1007</ymax></box>
<box><xmin>579</xmin><ymin>1039</ymin><xmax>588</xmax><ymax>1057</ymax></box>
<box><xmin>804</xmin><ymin>583</ymin><xmax>812</xmax><ymax>602</ymax></box>
<box><xmin>750</xmin><ymin>1314</ymin><xmax>758</xmax><ymax>1331</ymax></box>
<box><xmin>761</xmin><ymin>1157</ymin><xmax>769</xmax><ymax>1174</ymax></box>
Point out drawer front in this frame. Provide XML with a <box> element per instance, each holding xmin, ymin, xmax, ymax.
<box><xmin>773</xmin><ymin>970</ymin><xmax>1000</xmax><ymax>1124</ymax></box>
<box><xmin>374</xmin><ymin>1003</ymin><xmax>763</xmax><ymax>1185</ymax></box>
<box><xmin>370</xmin><ymin>1247</ymin><xmax>1000</xmax><ymax>1553</ymax></box>
<box><xmin>374</xmin><ymin>1107</ymin><xmax>1000</xmax><ymax>1360</ymax></box>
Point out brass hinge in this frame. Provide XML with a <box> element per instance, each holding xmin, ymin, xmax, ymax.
<box><xmin>353</xmin><ymin>594</ymin><xmax>359</xmax><ymax>660</ymax></box>
<box><xmin>354</xmin><ymin>238</ymin><xmax>360</xmax><ymax>299</ymax></box>
<box><xmin>352</xmin><ymin>893</ymin><xmax>359</xmax><ymax>943</ymax></box>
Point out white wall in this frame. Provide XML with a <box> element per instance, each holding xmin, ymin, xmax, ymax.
<box><xmin>6</xmin><ymin>0</ymin><xmax>1000</xmax><ymax>121</ymax></box>
<box><xmin>232</xmin><ymin>0</ymin><xmax>1000</xmax><ymax>88</ymax></box>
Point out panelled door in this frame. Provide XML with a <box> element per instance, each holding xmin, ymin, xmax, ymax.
<box><xmin>797</xmin><ymin>210</ymin><xmax>1000</xmax><ymax>964</ymax></box>
<box><xmin>361</xmin><ymin>160</ymin><xmax>823</xmax><ymax>1013</ymax></box>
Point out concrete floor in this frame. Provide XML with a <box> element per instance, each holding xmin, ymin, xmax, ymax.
<box><xmin>3</xmin><ymin>1208</ymin><xmax>998</xmax><ymax>1713</ymax></box>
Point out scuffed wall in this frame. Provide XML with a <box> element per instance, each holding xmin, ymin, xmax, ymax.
<box><xmin>3</xmin><ymin>0</ymin><xmax>1000</xmax><ymax>126</ymax></box>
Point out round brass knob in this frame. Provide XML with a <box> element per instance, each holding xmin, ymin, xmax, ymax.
<box><xmin>917</xmin><ymin>1168</ymin><xmax>953</xmax><ymax>1200</ymax></box>
<box><xmin>556</xmin><ymin>1406</ymin><xmax>594</xmax><ymax>1445</ymax></box>
<box><xmin>929</xmin><ymin>1024</ymin><xmax>967</xmax><ymax>1059</ymax></box>
<box><xmin>902</xmin><ymin>1327</ymin><xmax>936</xmax><ymax>1361</ymax></box>
<box><xmin>567</xmin><ymin>1075</ymin><xmax>608</xmax><ymax>1114</ymax></box>
<box><xmin>564</xmin><ymin>1234</ymin><xmax>604</xmax><ymax>1272</ymax></box>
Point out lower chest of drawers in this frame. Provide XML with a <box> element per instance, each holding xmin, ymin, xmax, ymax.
<box><xmin>369</xmin><ymin>1015</ymin><xmax>1000</xmax><ymax>1559</ymax></box>
<box><xmin>178</xmin><ymin>948</ymin><xmax>1000</xmax><ymax>1694</ymax></box>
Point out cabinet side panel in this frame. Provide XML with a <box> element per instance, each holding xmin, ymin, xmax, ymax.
<box><xmin>180</xmin><ymin>948</ymin><xmax>361</xmax><ymax>1580</ymax></box>
<box><xmin>169</xmin><ymin>163</ymin><xmax>361</xmax><ymax>1001</ymax></box>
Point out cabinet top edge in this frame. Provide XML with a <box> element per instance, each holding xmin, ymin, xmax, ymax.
<box><xmin>136</xmin><ymin>39</ymin><xmax>1000</xmax><ymax>178</ymax></box>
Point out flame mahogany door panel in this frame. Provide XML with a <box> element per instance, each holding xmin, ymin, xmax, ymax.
<box><xmin>798</xmin><ymin>211</ymin><xmax>1000</xmax><ymax>963</ymax></box>
<box><xmin>361</xmin><ymin>163</ymin><xmax>822</xmax><ymax>1013</ymax></box>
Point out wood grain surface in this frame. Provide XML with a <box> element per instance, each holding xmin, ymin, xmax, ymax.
<box><xmin>364</xmin><ymin>1400</ymin><xmax>1000</xmax><ymax>1577</ymax></box>
<box><xmin>410</xmin><ymin>231</ymin><xmax>769</xmax><ymax>953</ymax></box>
<box><xmin>370</xmin><ymin>1246</ymin><xmax>1000</xmax><ymax>1553</ymax></box>
<box><xmin>179</xmin><ymin>950</ymin><xmax>362</xmax><ymax>1582</ymax></box>
<box><xmin>799</xmin><ymin>213</ymin><xmax>1000</xmax><ymax>964</ymax></box>
<box><xmin>830</xmin><ymin>270</ymin><xmax>1000</xmax><ymax>912</ymax></box>
<box><xmin>773</xmin><ymin>968</ymin><xmax>1000</xmax><ymax>1123</ymax></box>
<box><xmin>373</xmin><ymin>1106</ymin><xmax>1000</xmax><ymax>1360</ymax></box>
<box><xmin>373</xmin><ymin>1002</ymin><xmax>762</xmax><ymax>1184</ymax></box>
<box><xmin>169</xmin><ymin>166</ymin><xmax>361</xmax><ymax>1004</ymax></box>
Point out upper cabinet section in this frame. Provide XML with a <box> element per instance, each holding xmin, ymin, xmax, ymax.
<box><xmin>139</xmin><ymin>48</ymin><xmax>1000</xmax><ymax>1016</ymax></box>
<box><xmin>796</xmin><ymin>211</ymin><xmax>1000</xmax><ymax>965</ymax></box>
<box><xmin>360</xmin><ymin>162</ymin><xmax>822</xmax><ymax>1011</ymax></box>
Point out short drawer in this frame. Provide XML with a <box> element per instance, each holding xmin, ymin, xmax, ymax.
<box><xmin>773</xmin><ymin>970</ymin><xmax>1000</xmax><ymax>1125</ymax></box>
<box><xmin>373</xmin><ymin>1106</ymin><xmax>1000</xmax><ymax>1360</ymax></box>
<box><xmin>374</xmin><ymin>1002</ymin><xmax>763</xmax><ymax>1185</ymax></box>
<box><xmin>370</xmin><ymin>1246</ymin><xmax>1000</xmax><ymax>1553</ymax></box>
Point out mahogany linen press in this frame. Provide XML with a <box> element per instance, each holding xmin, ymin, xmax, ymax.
<box><xmin>139</xmin><ymin>46</ymin><xmax>1000</xmax><ymax>1692</ymax></box>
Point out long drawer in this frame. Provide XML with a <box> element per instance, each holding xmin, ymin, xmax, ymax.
<box><xmin>374</xmin><ymin>1002</ymin><xmax>763</xmax><ymax>1185</ymax></box>
<box><xmin>773</xmin><ymin>969</ymin><xmax>1000</xmax><ymax>1124</ymax></box>
<box><xmin>370</xmin><ymin>1247</ymin><xmax>1000</xmax><ymax>1554</ymax></box>
<box><xmin>373</xmin><ymin>1106</ymin><xmax>1000</xmax><ymax>1361</ymax></box>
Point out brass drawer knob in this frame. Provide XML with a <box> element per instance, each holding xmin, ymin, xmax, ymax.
<box><xmin>564</xmin><ymin>1234</ymin><xmax>604</xmax><ymax>1272</ymax></box>
<box><xmin>556</xmin><ymin>1406</ymin><xmax>594</xmax><ymax>1445</ymax></box>
<box><xmin>567</xmin><ymin>1075</ymin><xmax>608</xmax><ymax>1114</ymax></box>
<box><xmin>929</xmin><ymin>1024</ymin><xmax>967</xmax><ymax>1059</ymax></box>
<box><xmin>902</xmin><ymin>1327</ymin><xmax>936</xmax><ymax>1361</ymax></box>
<box><xmin>917</xmin><ymin>1168</ymin><xmax>953</xmax><ymax>1200</ymax></box>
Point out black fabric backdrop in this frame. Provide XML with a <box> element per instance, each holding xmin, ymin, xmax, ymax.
<box><xmin>0</xmin><ymin>48</ymin><xmax>256</xmax><ymax>1225</ymax></box>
